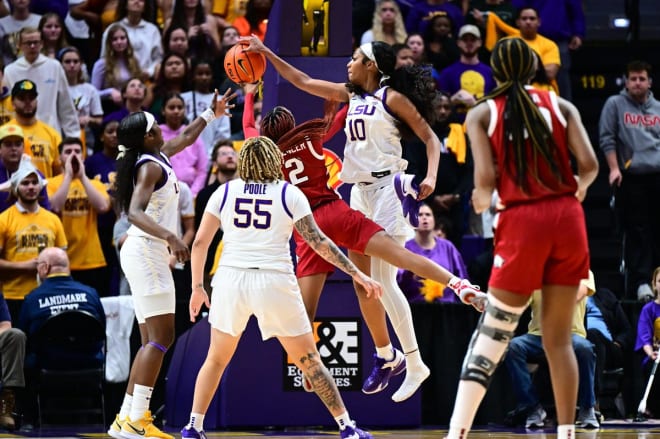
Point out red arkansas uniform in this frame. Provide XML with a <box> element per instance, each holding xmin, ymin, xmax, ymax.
<box><xmin>243</xmin><ymin>96</ymin><xmax>383</xmax><ymax>277</ymax></box>
<box><xmin>486</xmin><ymin>88</ymin><xmax>589</xmax><ymax>294</ymax></box>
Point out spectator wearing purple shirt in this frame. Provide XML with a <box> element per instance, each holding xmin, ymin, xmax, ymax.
<box><xmin>405</xmin><ymin>0</ymin><xmax>464</xmax><ymax>37</ymax></box>
<box><xmin>397</xmin><ymin>204</ymin><xmax>468</xmax><ymax>303</ymax></box>
<box><xmin>101</xmin><ymin>77</ymin><xmax>147</xmax><ymax>126</ymax></box>
<box><xmin>634</xmin><ymin>265</ymin><xmax>660</xmax><ymax>418</ymax></box>
<box><xmin>437</xmin><ymin>25</ymin><xmax>495</xmax><ymax>123</ymax></box>
<box><xmin>511</xmin><ymin>0</ymin><xmax>585</xmax><ymax>101</ymax></box>
<box><xmin>0</xmin><ymin>124</ymin><xmax>50</xmax><ymax>213</ymax></box>
<box><xmin>159</xmin><ymin>92</ymin><xmax>208</xmax><ymax>197</ymax></box>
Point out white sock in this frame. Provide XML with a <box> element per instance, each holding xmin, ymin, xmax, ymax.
<box><xmin>391</xmin><ymin>352</ymin><xmax>430</xmax><ymax>402</ymax></box>
<box><xmin>447</xmin><ymin>381</ymin><xmax>481</xmax><ymax>439</ymax></box>
<box><xmin>448</xmin><ymin>294</ymin><xmax>525</xmax><ymax>438</ymax></box>
<box><xmin>189</xmin><ymin>412</ymin><xmax>205</xmax><ymax>431</ymax></box>
<box><xmin>334</xmin><ymin>412</ymin><xmax>352</xmax><ymax>430</ymax></box>
<box><xmin>404</xmin><ymin>349</ymin><xmax>424</xmax><ymax>368</ymax></box>
<box><xmin>129</xmin><ymin>384</ymin><xmax>153</xmax><ymax>422</ymax></box>
<box><xmin>376</xmin><ymin>344</ymin><xmax>394</xmax><ymax>360</ymax></box>
<box><xmin>446</xmin><ymin>425</ymin><xmax>469</xmax><ymax>439</ymax></box>
<box><xmin>557</xmin><ymin>424</ymin><xmax>575</xmax><ymax>439</ymax></box>
<box><xmin>118</xmin><ymin>393</ymin><xmax>132</xmax><ymax>420</ymax></box>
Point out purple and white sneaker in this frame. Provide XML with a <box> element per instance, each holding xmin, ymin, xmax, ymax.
<box><xmin>393</xmin><ymin>173</ymin><xmax>421</xmax><ymax>227</ymax></box>
<box><xmin>340</xmin><ymin>422</ymin><xmax>373</xmax><ymax>439</ymax></box>
<box><xmin>181</xmin><ymin>426</ymin><xmax>207</xmax><ymax>439</ymax></box>
<box><xmin>362</xmin><ymin>348</ymin><xmax>406</xmax><ymax>394</ymax></box>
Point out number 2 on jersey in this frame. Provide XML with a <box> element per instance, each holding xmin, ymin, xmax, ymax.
<box><xmin>285</xmin><ymin>158</ymin><xmax>309</xmax><ymax>185</ymax></box>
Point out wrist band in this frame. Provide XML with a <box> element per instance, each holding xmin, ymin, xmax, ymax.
<box><xmin>200</xmin><ymin>108</ymin><xmax>215</xmax><ymax>124</ymax></box>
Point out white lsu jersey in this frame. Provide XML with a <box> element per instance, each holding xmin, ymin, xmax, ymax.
<box><xmin>127</xmin><ymin>152</ymin><xmax>180</xmax><ymax>241</ymax></box>
<box><xmin>204</xmin><ymin>178</ymin><xmax>312</xmax><ymax>274</ymax></box>
<box><xmin>341</xmin><ymin>86</ymin><xmax>408</xmax><ymax>184</ymax></box>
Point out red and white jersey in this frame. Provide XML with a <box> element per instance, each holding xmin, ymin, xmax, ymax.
<box><xmin>487</xmin><ymin>88</ymin><xmax>577</xmax><ymax>206</ymax></box>
<box><xmin>280</xmin><ymin>134</ymin><xmax>340</xmax><ymax>208</ymax></box>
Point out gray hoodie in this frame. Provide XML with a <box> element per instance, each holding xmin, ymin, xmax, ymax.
<box><xmin>599</xmin><ymin>89</ymin><xmax>660</xmax><ymax>174</ymax></box>
<box><xmin>4</xmin><ymin>54</ymin><xmax>81</xmax><ymax>139</ymax></box>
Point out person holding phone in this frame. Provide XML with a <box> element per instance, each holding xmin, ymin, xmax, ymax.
<box><xmin>46</xmin><ymin>137</ymin><xmax>112</xmax><ymax>296</ymax></box>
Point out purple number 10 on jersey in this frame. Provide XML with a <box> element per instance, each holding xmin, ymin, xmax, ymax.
<box><xmin>347</xmin><ymin>119</ymin><xmax>366</xmax><ymax>141</ymax></box>
<box><xmin>233</xmin><ymin>198</ymin><xmax>273</xmax><ymax>229</ymax></box>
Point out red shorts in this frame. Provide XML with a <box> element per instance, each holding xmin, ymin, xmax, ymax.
<box><xmin>489</xmin><ymin>195</ymin><xmax>589</xmax><ymax>295</ymax></box>
<box><xmin>294</xmin><ymin>199</ymin><xmax>384</xmax><ymax>278</ymax></box>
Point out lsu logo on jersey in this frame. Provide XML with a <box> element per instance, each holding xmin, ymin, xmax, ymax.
<box><xmin>323</xmin><ymin>148</ymin><xmax>343</xmax><ymax>190</ymax></box>
<box><xmin>284</xmin><ymin>318</ymin><xmax>362</xmax><ymax>391</ymax></box>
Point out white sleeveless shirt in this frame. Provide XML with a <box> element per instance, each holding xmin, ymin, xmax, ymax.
<box><xmin>127</xmin><ymin>152</ymin><xmax>180</xmax><ymax>241</ymax></box>
<box><xmin>204</xmin><ymin>179</ymin><xmax>311</xmax><ymax>274</ymax></box>
<box><xmin>340</xmin><ymin>86</ymin><xmax>408</xmax><ymax>184</ymax></box>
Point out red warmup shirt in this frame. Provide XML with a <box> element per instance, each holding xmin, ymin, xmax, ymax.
<box><xmin>488</xmin><ymin>88</ymin><xmax>578</xmax><ymax>207</ymax></box>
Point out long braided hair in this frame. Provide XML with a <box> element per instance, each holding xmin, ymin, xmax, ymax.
<box><xmin>263</xmin><ymin>100</ymin><xmax>337</xmax><ymax>148</ymax></box>
<box><xmin>238</xmin><ymin>136</ymin><xmax>284</xmax><ymax>182</ymax></box>
<box><xmin>347</xmin><ymin>41</ymin><xmax>437</xmax><ymax>140</ymax></box>
<box><xmin>261</xmin><ymin>106</ymin><xmax>296</xmax><ymax>143</ymax></box>
<box><xmin>484</xmin><ymin>37</ymin><xmax>565</xmax><ymax>193</ymax></box>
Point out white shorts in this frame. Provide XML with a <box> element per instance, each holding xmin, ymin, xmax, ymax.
<box><xmin>350</xmin><ymin>174</ymin><xmax>412</xmax><ymax>239</ymax></box>
<box><xmin>120</xmin><ymin>236</ymin><xmax>175</xmax><ymax>324</ymax></box>
<box><xmin>208</xmin><ymin>267</ymin><xmax>311</xmax><ymax>340</ymax></box>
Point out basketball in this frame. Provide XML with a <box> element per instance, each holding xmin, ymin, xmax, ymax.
<box><xmin>224</xmin><ymin>41</ymin><xmax>267</xmax><ymax>84</ymax></box>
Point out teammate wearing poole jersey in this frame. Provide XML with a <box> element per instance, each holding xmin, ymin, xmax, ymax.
<box><xmin>446</xmin><ymin>37</ymin><xmax>599</xmax><ymax>439</ymax></box>
<box><xmin>242</xmin><ymin>84</ymin><xmax>485</xmax><ymax>397</ymax></box>
<box><xmin>108</xmin><ymin>88</ymin><xmax>234</xmax><ymax>439</ymax></box>
<box><xmin>244</xmin><ymin>36</ymin><xmax>444</xmax><ymax>403</ymax></box>
<box><xmin>183</xmin><ymin>136</ymin><xmax>379</xmax><ymax>439</ymax></box>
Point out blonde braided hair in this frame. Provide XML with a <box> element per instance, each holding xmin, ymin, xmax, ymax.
<box><xmin>238</xmin><ymin>136</ymin><xmax>284</xmax><ymax>182</ymax></box>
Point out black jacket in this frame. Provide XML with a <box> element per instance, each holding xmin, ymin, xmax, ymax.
<box><xmin>591</xmin><ymin>287</ymin><xmax>633</xmax><ymax>350</ymax></box>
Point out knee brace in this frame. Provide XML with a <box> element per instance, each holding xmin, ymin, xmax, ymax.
<box><xmin>460</xmin><ymin>297</ymin><xmax>523</xmax><ymax>388</ymax></box>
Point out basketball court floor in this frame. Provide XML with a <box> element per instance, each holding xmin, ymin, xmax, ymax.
<box><xmin>3</xmin><ymin>421</ymin><xmax>660</xmax><ymax>439</ymax></box>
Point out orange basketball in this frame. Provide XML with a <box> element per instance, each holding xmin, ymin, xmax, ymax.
<box><xmin>224</xmin><ymin>41</ymin><xmax>267</xmax><ymax>84</ymax></box>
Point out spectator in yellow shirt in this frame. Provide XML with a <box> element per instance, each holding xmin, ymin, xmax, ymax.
<box><xmin>516</xmin><ymin>8</ymin><xmax>560</xmax><ymax>87</ymax></box>
<box><xmin>47</xmin><ymin>137</ymin><xmax>111</xmax><ymax>296</ymax></box>
<box><xmin>0</xmin><ymin>159</ymin><xmax>67</xmax><ymax>322</ymax></box>
<box><xmin>6</xmin><ymin>79</ymin><xmax>62</xmax><ymax>178</ymax></box>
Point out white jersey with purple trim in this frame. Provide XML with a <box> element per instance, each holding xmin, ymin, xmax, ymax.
<box><xmin>205</xmin><ymin>178</ymin><xmax>312</xmax><ymax>274</ymax></box>
<box><xmin>127</xmin><ymin>152</ymin><xmax>180</xmax><ymax>241</ymax></box>
<box><xmin>340</xmin><ymin>86</ymin><xmax>408</xmax><ymax>184</ymax></box>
